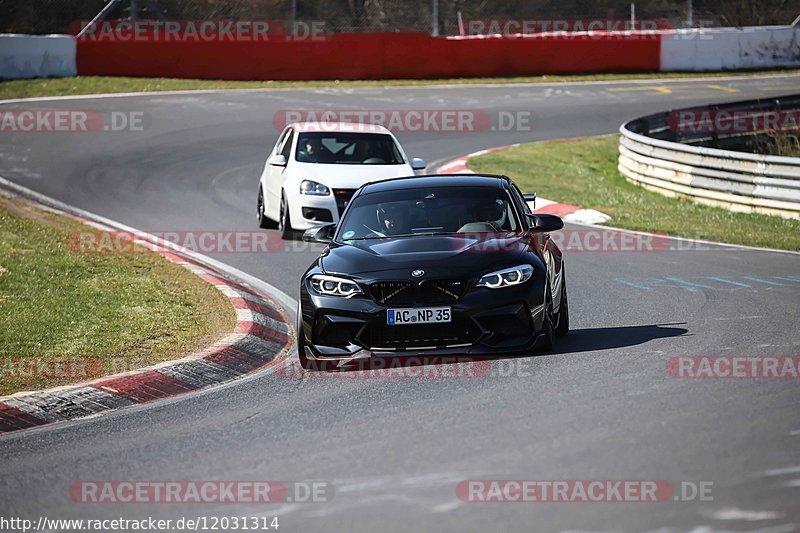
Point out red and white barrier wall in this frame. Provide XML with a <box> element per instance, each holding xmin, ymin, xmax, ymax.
<box><xmin>0</xmin><ymin>34</ymin><xmax>77</xmax><ymax>79</ymax></box>
<box><xmin>0</xmin><ymin>27</ymin><xmax>798</xmax><ymax>81</ymax></box>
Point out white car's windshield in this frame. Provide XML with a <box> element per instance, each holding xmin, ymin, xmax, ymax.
<box><xmin>295</xmin><ymin>132</ymin><xmax>405</xmax><ymax>165</ymax></box>
<box><xmin>337</xmin><ymin>187</ymin><xmax>519</xmax><ymax>241</ymax></box>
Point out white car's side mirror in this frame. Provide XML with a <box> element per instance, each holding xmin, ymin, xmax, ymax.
<box><xmin>268</xmin><ymin>154</ymin><xmax>287</xmax><ymax>167</ymax></box>
<box><xmin>411</xmin><ymin>157</ymin><xmax>427</xmax><ymax>170</ymax></box>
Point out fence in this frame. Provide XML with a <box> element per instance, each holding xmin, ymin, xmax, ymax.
<box><xmin>2</xmin><ymin>0</ymin><xmax>798</xmax><ymax>36</ymax></box>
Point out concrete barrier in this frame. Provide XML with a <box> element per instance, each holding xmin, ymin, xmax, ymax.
<box><xmin>661</xmin><ymin>25</ymin><xmax>800</xmax><ymax>71</ymax></box>
<box><xmin>0</xmin><ymin>34</ymin><xmax>77</xmax><ymax>79</ymax></box>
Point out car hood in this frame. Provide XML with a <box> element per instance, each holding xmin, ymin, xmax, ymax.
<box><xmin>293</xmin><ymin>161</ymin><xmax>413</xmax><ymax>189</ymax></box>
<box><xmin>320</xmin><ymin>233</ymin><xmax>532</xmax><ymax>278</ymax></box>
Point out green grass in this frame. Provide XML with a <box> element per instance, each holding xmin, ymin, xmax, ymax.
<box><xmin>0</xmin><ymin>195</ymin><xmax>236</xmax><ymax>395</ymax></box>
<box><xmin>1</xmin><ymin>70</ymin><xmax>798</xmax><ymax>99</ymax></box>
<box><xmin>469</xmin><ymin>135</ymin><xmax>800</xmax><ymax>251</ymax></box>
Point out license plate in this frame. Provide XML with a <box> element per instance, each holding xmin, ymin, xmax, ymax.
<box><xmin>387</xmin><ymin>307</ymin><xmax>451</xmax><ymax>325</ymax></box>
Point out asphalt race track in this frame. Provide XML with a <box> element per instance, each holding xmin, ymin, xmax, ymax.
<box><xmin>1</xmin><ymin>75</ymin><xmax>800</xmax><ymax>531</ymax></box>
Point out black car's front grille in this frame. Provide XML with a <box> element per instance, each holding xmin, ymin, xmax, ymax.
<box><xmin>360</xmin><ymin>315</ymin><xmax>481</xmax><ymax>349</ymax></box>
<box><xmin>333</xmin><ymin>188</ymin><xmax>356</xmax><ymax>215</ymax></box>
<box><xmin>369</xmin><ymin>280</ymin><xmax>467</xmax><ymax>306</ymax></box>
<box><xmin>420</xmin><ymin>280</ymin><xmax>467</xmax><ymax>304</ymax></box>
<box><xmin>369</xmin><ymin>281</ymin><xmax>417</xmax><ymax>305</ymax></box>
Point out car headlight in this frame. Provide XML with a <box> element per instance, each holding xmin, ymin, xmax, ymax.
<box><xmin>476</xmin><ymin>264</ymin><xmax>534</xmax><ymax>289</ymax></box>
<box><xmin>300</xmin><ymin>180</ymin><xmax>330</xmax><ymax>196</ymax></box>
<box><xmin>310</xmin><ymin>274</ymin><xmax>362</xmax><ymax>297</ymax></box>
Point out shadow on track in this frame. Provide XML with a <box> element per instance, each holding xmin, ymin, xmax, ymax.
<box><xmin>299</xmin><ymin>323</ymin><xmax>688</xmax><ymax>374</ymax></box>
<box><xmin>549</xmin><ymin>323</ymin><xmax>689</xmax><ymax>355</ymax></box>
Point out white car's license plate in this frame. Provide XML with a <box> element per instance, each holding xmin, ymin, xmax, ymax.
<box><xmin>387</xmin><ymin>307</ymin><xmax>451</xmax><ymax>326</ymax></box>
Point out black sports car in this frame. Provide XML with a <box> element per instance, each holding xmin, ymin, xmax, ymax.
<box><xmin>296</xmin><ymin>174</ymin><xmax>568</xmax><ymax>370</ymax></box>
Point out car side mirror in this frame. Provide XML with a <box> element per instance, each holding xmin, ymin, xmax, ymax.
<box><xmin>527</xmin><ymin>214</ymin><xmax>563</xmax><ymax>232</ymax></box>
<box><xmin>268</xmin><ymin>154</ymin><xmax>287</xmax><ymax>167</ymax></box>
<box><xmin>411</xmin><ymin>157</ymin><xmax>427</xmax><ymax>170</ymax></box>
<box><xmin>303</xmin><ymin>223</ymin><xmax>336</xmax><ymax>244</ymax></box>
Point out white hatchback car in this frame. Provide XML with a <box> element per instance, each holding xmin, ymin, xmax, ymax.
<box><xmin>257</xmin><ymin>122</ymin><xmax>426</xmax><ymax>239</ymax></box>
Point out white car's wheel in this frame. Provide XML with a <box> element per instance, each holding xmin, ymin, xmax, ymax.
<box><xmin>279</xmin><ymin>192</ymin><xmax>296</xmax><ymax>240</ymax></box>
<box><xmin>257</xmin><ymin>187</ymin><xmax>277</xmax><ymax>229</ymax></box>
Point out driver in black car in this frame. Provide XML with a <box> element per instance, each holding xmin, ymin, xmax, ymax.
<box><xmin>377</xmin><ymin>203</ymin><xmax>409</xmax><ymax>235</ymax></box>
<box><xmin>474</xmin><ymin>197</ymin><xmax>507</xmax><ymax>229</ymax></box>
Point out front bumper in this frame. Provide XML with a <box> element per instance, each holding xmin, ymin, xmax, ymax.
<box><xmin>289</xmin><ymin>187</ymin><xmax>356</xmax><ymax>232</ymax></box>
<box><xmin>299</xmin><ymin>277</ymin><xmax>547</xmax><ymax>363</ymax></box>
<box><xmin>289</xmin><ymin>193</ymin><xmax>339</xmax><ymax>232</ymax></box>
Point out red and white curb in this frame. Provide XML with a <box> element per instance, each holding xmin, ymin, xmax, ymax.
<box><xmin>437</xmin><ymin>145</ymin><xmax>612</xmax><ymax>225</ymax></box>
<box><xmin>0</xmin><ymin>181</ymin><xmax>293</xmax><ymax>434</ymax></box>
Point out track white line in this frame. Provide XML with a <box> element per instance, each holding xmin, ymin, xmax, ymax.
<box><xmin>1</xmin><ymin>72</ymin><xmax>799</xmax><ymax>105</ymax></box>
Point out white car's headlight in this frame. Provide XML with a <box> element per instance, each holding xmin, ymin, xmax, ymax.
<box><xmin>310</xmin><ymin>274</ymin><xmax>362</xmax><ymax>297</ymax></box>
<box><xmin>476</xmin><ymin>264</ymin><xmax>534</xmax><ymax>289</ymax></box>
<box><xmin>300</xmin><ymin>180</ymin><xmax>331</xmax><ymax>196</ymax></box>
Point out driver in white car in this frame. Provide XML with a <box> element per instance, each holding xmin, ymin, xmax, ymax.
<box><xmin>297</xmin><ymin>138</ymin><xmax>322</xmax><ymax>162</ymax></box>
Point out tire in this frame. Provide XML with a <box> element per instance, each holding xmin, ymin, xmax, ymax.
<box><xmin>279</xmin><ymin>192</ymin><xmax>296</xmax><ymax>240</ymax></box>
<box><xmin>539</xmin><ymin>285</ymin><xmax>556</xmax><ymax>352</ymax></box>
<box><xmin>257</xmin><ymin>187</ymin><xmax>277</xmax><ymax>229</ymax></box>
<box><xmin>556</xmin><ymin>273</ymin><xmax>569</xmax><ymax>337</ymax></box>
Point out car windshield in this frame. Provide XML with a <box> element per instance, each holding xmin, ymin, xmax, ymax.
<box><xmin>337</xmin><ymin>186</ymin><xmax>520</xmax><ymax>241</ymax></box>
<box><xmin>295</xmin><ymin>132</ymin><xmax>405</xmax><ymax>165</ymax></box>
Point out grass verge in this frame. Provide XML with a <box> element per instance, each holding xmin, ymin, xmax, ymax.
<box><xmin>0</xmin><ymin>194</ymin><xmax>236</xmax><ymax>396</ymax></box>
<box><xmin>1</xmin><ymin>70</ymin><xmax>798</xmax><ymax>100</ymax></box>
<box><xmin>468</xmin><ymin>135</ymin><xmax>800</xmax><ymax>251</ymax></box>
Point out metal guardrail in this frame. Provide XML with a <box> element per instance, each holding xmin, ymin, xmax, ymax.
<box><xmin>618</xmin><ymin>96</ymin><xmax>800</xmax><ymax>220</ymax></box>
